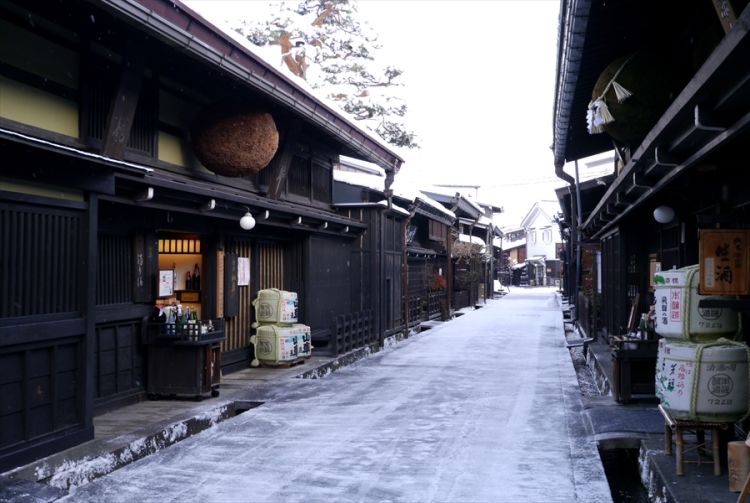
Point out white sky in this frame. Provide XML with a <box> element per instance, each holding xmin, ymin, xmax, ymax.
<box><xmin>184</xmin><ymin>0</ymin><xmax>567</xmax><ymax>225</ymax></box>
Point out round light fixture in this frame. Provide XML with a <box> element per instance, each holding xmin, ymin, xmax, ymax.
<box><xmin>239</xmin><ymin>211</ymin><xmax>256</xmax><ymax>230</ymax></box>
<box><xmin>653</xmin><ymin>205</ymin><xmax>675</xmax><ymax>224</ymax></box>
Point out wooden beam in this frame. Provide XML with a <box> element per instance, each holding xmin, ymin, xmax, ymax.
<box><xmin>101</xmin><ymin>47</ymin><xmax>145</xmax><ymax>159</ymax></box>
<box><xmin>711</xmin><ymin>0</ymin><xmax>737</xmax><ymax>33</ymax></box>
<box><xmin>266</xmin><ymin>122</ymin><xmax>301</xmax><ymax>200</ymax></box>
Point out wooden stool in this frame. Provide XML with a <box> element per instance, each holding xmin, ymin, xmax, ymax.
<box><xmin>658</xmin><ymin>404</ymin><xmax>729</xmax><ymax>476</ymax></box>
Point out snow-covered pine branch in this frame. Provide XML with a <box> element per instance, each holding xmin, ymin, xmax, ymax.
<box><xmin>232</xmin><ymin>0</ymin><xmax>419</xmax><ymax>149</ymax></box>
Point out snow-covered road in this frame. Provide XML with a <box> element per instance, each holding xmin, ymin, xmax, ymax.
<box><xmin>62</xmin><ymin>288</ymin><xmax>611</xmax><ymax>503</ymax></box>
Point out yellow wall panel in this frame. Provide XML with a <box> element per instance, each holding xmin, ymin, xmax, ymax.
<box><xmin>158</xmin><ymin>131</ymin><xmax>187</xmax><ymax>166</ymax></box>
<box><xmin>0</xmin><ymin>76</ymin><xmax>78</xmax><ymax>137</ymax></box>
<box><xmin>158</xmin><ymin>130</ymin><xmax>211</xmax><ymax>173</ymax></box>
<box><xmin>0</xmin><ymin>177</ymin><xmax>83</xmax><ymax>202</ymax></box>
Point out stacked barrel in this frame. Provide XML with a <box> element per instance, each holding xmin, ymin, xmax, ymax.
<box><xmin>654</xmin><ymin>265</ymin><xmax>747</xmax><ymax>422</ymax></box>
<box><xmin>249</xmin><ymin>289</ymin><xmax>312</xmax><ymax>367</ymax></box>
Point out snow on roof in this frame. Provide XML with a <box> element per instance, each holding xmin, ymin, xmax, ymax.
<box><xmin>422</xmin><ymin>185</ymin><xmax>486</xmax><ymax>214</ymax></box>
<box><xmin>477</xmin><ymin>215</ymin><xmax>493</xmax><ymax>227</ymax></box>
<box><xmin>458</xmin><ymin>234</ymin><xmax>485</xmax><ymax>247</ymax></box>
<box><xmin>493</xmin><ymin>236</ymin><xmax>503</xmax><ymax>248</ymax></box>
<box><xmin>333</xmin><ymin>169</ymin><xmax>385</xmax><ymax>192</ymax></box>
<box><xmin>391</xmin><ymin>178</ymin><xmax>456</xmax><ymax>220</ymax></box>
<box><xmin>377</xmin><ymin>200</ymin><xmax>410</xmax><ymax>217</ymax></box>
<box><xmin>339</xmin><ymin>156</ymin><xmax>386</xmax><ymax>176</ymax></box>
<box><xmin>179</xmin><ymin>1</ymin><xmax>403</xmax><ymax>167</ymax></box>
<box><xmin>332</xmin><ymin>200</ymin><xmax>409</xmax><ymax>217</ymax></box>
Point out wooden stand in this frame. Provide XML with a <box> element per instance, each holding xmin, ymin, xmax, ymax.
<box><xmin>659</xmin><ymin>404</ymin><xmax>729</xmax><ymax>476</ymax></box>
<box><xmin>611</xmin><ymin>336</ymin><xmax>658</xmax><ymax>403</ymax></box>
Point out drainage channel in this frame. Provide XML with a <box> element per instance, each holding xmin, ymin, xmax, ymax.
<box><xmin>563</xmin><ymin>325</ymin><xmax>650</xmax><ymax>502</ymax></box>
<box><xmin>599</xmin><ymin>447</ymin><xmax>650</xmax><ymax>503</ymax></box>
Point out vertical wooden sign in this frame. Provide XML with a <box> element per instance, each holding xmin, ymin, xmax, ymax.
<box><xmin>216</xmin><ymin>249</ymin><xmax>224</xmax><ymax>318</ymax></box>
<box><xmin>699</xmin><ymin>229</ymin><xmax>750</xmax><ymax>295</ymax></box>
<box><xmin>224</xmin><ymin>251</ymin><xmax>239</xmax><ymax>318</ymax></box>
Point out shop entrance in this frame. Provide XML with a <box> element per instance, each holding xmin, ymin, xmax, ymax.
<box><xmin>157</xmin><ymin>236</ymin><xmax>203</xmax><ymax>318</ymax></box>
<box><xmin>148</xmin><ymin>235</ymin><xmax>222</xmax><ymax>399</ymax></box>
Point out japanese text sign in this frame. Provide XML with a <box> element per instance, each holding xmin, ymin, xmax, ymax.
<box><xmin>699</xmin><ymin>229</ymin><xmax>750</xmax><ymax>295</ymax></box>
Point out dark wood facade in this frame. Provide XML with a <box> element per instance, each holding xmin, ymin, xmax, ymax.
<box><xmin>0</xmin><ymin>0</ymin><xmax>403</xmax><ymax>471</ymax></box>
<box><xmin>554</xmin><ymin>0</ymin><xmax>750</xmax><ymax>347</ymax></box>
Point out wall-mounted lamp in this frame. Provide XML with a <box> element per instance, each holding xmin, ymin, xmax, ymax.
<box><xmin>294</xmin><ymin>216</ymin><xmax>302</xmax><ymax>225</ymax></box>
<box><xmin>200</xmin><ymin>198</ymin><xmax>216</xmax><ymax>212</ymax></box>
<box><xmin>260</xmin><ymin>210</ymin><xmax>270</xmax><ymax>220</ymax></box>
<box><xmin>134</xmin><ymin>187</ymin><xmax>154</xmax><ymax>202</ymax></box>
<box><xmin>653</xmin><ymin>205</ymin><xmax>675</xmax><ymax>224</ymax></box>
<box><xmin>239</xmin><ymin>207</ymin><xmax>256</xmax><ymax>230</ymax></box>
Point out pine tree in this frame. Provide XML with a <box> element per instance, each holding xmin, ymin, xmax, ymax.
<box><xmin>234</xmin><ymin>0</ymin><xmax>418</xmax><ymax>149</ymax></box>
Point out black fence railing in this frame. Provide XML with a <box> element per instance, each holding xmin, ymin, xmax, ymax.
<box><xmin>408</xmin><ymin>295</ymin><xmax>422</xmax><ymax>326</ymax></box>
<box><xmin>331</xmin><ymin>309</ymin><xmax>374</xmax><ymax>355</ymax></box>
<box><xmin>428</xmin><ymin>291</ymin><xmax>446</xmax><ymax>319</ymax></box>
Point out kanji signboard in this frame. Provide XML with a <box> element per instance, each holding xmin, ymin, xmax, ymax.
<box><xmin>699</xmin><ymin>229</ymin><xmax>750</xmax><ymax>295</ymax></box>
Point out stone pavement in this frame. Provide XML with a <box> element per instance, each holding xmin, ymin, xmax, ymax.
<box><xmin>4</xmin><ymin>289</ymin><xmax>740</xmax><ymax>502</ymax></box>
<box><xmin>0</xmin><ymin>350</ymin><xmax>370</xmax><ymax>501</ymax></box>
<box><xmin>1</xmin><ymin>289</ymin><xmax>612</xmax><ymax>502</ymax></box>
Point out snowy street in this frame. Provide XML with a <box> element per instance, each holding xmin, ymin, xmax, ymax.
<box><xmin>62</xmin><ymin>288</ymin><xmax>611</xmax><ymax>503</ymax></box>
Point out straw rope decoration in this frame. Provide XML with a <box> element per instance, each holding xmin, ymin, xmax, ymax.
<box><xmin>688</xmin><ymin>338</ymin><xmax>750</xmax><ymax>422</ymax></box>
<box><xmin>586</xmin><ymin>54</ymin><xmax>636</xmax><ymax>134</ymax></box>
<box><xmin>682</xmin><ymin>266</ymin><xmax>743</xmax><ymax>341</ymax></box>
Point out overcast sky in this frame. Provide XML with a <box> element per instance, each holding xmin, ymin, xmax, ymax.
<box><xmin>185</xmin><ymin>0</ymin><xmax>564</xmax><ymax>224</ymax></box>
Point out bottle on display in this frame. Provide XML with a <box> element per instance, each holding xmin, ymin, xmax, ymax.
<box><xmin>193</xmin><ymin>264</ymin><xmax>201</xmax><ymax>291</ymax></box>
<box><xmin>166</xmin><ymin>305</ymin><xmax>175</xmax><ymax>336</ymax></box>
<box><xmin>186</xmin><ymin>271</ymin><xmax>192</xmax><ymax>290</ymax></box>
<box><xmin>638</xmin><ymin>313</ymin><xmax>647</xmax><ymax>340</ymax></box>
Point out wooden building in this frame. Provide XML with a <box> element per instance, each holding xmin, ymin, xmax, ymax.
<box><xmin>395</xmin><ymin>191</ymin><xmax>455</xmax><ymax>326</ymax></box>
<box><xmin>0</xmin><ymin>0</ymin><xmax>402</xmax><ymax>471</ymax></box>
<box><xmin>554</xmin><ymin>1</ymin><xmax>750</xmax><ymax>337</ymax></box>
<box><xmin>331</xmin><ymin>157</ymin><xmax>410</xmax><ymax>351</ymax></box>
<box><xmin>421</xmin><ymin>190</ymin><xmax>501</xmax><ymax>310</ymax></box>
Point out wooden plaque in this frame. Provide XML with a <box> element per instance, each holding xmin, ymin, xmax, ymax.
<box><xmin>699</xmin><ymin>229</ymin><xmax>750</xmax><ymax>295</ymax></box>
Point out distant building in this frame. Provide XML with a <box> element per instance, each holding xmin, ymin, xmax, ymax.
<box><xmin>502</xmin><ymin>201</ymin><xmax>562</xmax><ymax>286</ymax></box>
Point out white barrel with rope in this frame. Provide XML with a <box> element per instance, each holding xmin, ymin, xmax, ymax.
<box><xmin>653</xmin><ymin>265</ymin><xmax>740</xmax><ymax>341</ymax></box>
<box><xmin>656</xmin><ymin>338</ymin><xmax>749</xmax><ymax>423</ymax></box>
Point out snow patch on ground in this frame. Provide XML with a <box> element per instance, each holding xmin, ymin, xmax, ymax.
<box><xmin>196</xmin><ymin>405</ymin><xmax>229</xmax><ymax>426</ymax></box>
<box><xmin>164</xmin><ymin>422</ymin><xmax>188</xmax><ymax>443</ymax></box>
<box><xmin>48</xmin><ymin>453</ymin><xmax>118</xmax><ymax>489</ymax></box>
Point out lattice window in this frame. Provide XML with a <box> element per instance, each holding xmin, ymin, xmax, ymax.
<box><xmin>1</xmin><ymin>203</ymin><xmax>82</xmax><ymax>318</ymax></box>
<box><xmin>97</xmin><ymin>235</ymin><xmax>133</xmax><ymax>305</ymax></box>
<box><xmin>83</xmin><ymin>63</ymin><xmax>156</xmax><ymax>157</ymax></box>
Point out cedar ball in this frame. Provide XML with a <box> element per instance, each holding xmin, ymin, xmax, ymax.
<box><xmin>192</xmin><ymin>110</ymin><xmax>279</xmax><ymax>176</ymax></box>
<box><xmin>592</xmin><ymin>52</ymin><xmax>686</xmax><ymax>147</ymax></box>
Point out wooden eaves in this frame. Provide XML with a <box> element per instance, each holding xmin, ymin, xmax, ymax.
<box><xmin>90</xmin><ymin>0</ymin><xmax>404</xmax><ymax>176</ymax></box>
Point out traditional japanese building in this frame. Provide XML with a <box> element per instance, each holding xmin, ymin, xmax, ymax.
<box><xmin>0</xmin><ymin>0</ymin><xmax>402</xmax><ymax>471</ymax></box>
<box><xmin>554</xmin><ymin>0</ymin><xmax>750</xmax><ymax>338</ymax></box>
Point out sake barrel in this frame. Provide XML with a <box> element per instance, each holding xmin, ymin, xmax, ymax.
<box><xmin>250</xmin><ymin>324</ymin><xmax>310</xmax><ymax>366</ymax></box>
<box><xmin>653</xmin><ymin>265</ymin><xmax>739</xmax><ymax>341</ymax></box>
<box><xmin>252</xmin><ymin>289</ymin><xmax>298</xmax><ymax>325</ymax></box>
<box><xmin>655</xmin><ymin>337</ymin><xmax>667</xmax><ymax>398</ymax></box>
<box><xmin>657</xmin><ymin>339</ymin><xmax>749</xmax><ymax>422</ymax></box>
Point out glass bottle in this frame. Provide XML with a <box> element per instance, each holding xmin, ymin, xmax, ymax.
<box><xmin>193</xmin><ymin>264</ymin><xmax>200</xmax><ymax>291</ymax></box>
